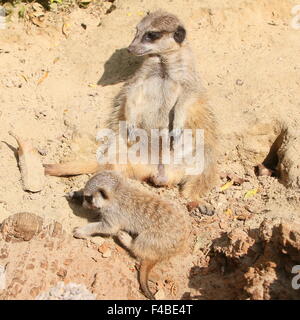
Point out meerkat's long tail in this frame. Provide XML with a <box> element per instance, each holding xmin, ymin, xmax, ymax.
<box><xmin>43</xmin><ymin>160</ymin><xmax>100</xmax><ymax>176</ymax></box>
<box><xmin>43</xmin><ymin>160</ymin><xmax>157</xmax><ymax>181</ymax></box>
<box><xmin>139</xmin><ymin>259</ymin><xmax>157</xmax><ymax>300</ymax></box>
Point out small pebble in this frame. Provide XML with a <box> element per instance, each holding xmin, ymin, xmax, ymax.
<box><xmin>36</xmin><ymin>282</ymin><xmax>96</xmax><ymax>300</ymax></box>
<box><xmin>102</xmin><ymin>248</ymin><xmax>112</xmax><ymax>258</ymax></box>
<box><xmin>154</xmin><ymin>288</ymin><xmax>165</xmax><ymax>300</ymax></box>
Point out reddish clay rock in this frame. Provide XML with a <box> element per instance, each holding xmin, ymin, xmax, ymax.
<box><xmin>243</xmin><ymin>218</ymin><xmax>300</xmax><ymax>300</ymax></box>
<box><xmin>213</xmin><ymin>228</ymin><xmax>256</xmax><ymax>258</ymax></box>
<box><xmin>0</xmin><ymin>212</ymin><xmax>65</xmax><ymax>242</ymax></box>
<box><xmin>0</xmin><ymin>212</ymin><xmax>43</xmax><ymax>242</ymax></box>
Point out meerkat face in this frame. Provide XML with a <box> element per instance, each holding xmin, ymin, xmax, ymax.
<box><xmin>82</xmin><ymin>188</ymin><xmax>110</xmax><ymax>210</ymax></box>
<box><xmin>82</xmin><ymin>171</ymin><xmax>121</xmax><ymax>210</ymax></box>
<box><xmin>127</xmin><ymin>11</ymin><xmax>186</xmax><ymax>56</ymax></box>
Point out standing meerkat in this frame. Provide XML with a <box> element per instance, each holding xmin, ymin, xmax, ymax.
<box><xmin>69</xmin><ymin>170</ymin><xmax>189</xmax><ymax>300</ymax></box>
<box><xmin>45</xmin><ymin>10</ymin><xmax>218</xmax><ymax>202</ymax></box>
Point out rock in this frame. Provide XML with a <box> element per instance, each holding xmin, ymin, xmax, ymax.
<box><xmin>237</xmin><ymin>119</ymin><xmax>283</xmax><ymax>164</ymax></box>
<box><xmin>0</xmin><ymin>212</ymin><xmax>43</xmax><ymax>242</ymax></box>
<box><xmin>90</xmin><ymin>236</ymin><xmax>105</xmax><ymax>247</ymax></box>
<box><xmin>186</xmin><ymin>201</ymin><xmax>198</xmax><ymax>212</ymax></box>
<box><xmin>154</xmin><ymin>288</ymin><xmax>165</xmax><ymax>300</ymax></box>
<box><xmin>36</xmin><ymin>282</ymin><xmax>96</xmax><ymax>300</ymax></box>
<box><xmin>98</xmin><ymin>242</ymin><xmax>109</xmax><ymax>254</ymax></box>
<box><xmin>56</xmin><ymin>268</ymin><xmax>67</xmax><ymax>279</ymax></box>
<box><xmin>9</xmin><ymin>131</ymin><xmax>45</xmax><ymax>192</ymax></box>
<box><xmin>102</xmin><ymin>249</ymin><xmax>112</xmax><ymax>258</ymax></box>
<box><xmin>278</xmin><ymin>221</ymin><xmax>300</xmax><ymax>262</ymax></box>
<box><xmin>206</xmin><ymin>218</ymin><xmax>300</xmax><ymax>299</ymax></box>
<box><xmin>278</xmin><ymin>132</ymin><xmax>300</xmax><ymax>188</ymax></box>
<box><xmin>244</xmin><ymin>219</ymin><xmax>300</xmax><ymax>299</ymax></box>
<box><xmin>0</xmin><ymin>212</ymin><xmax>65</xmax><ymax>242</ymax></box>
<box><xmin>213</xmin><ymin>228</ymin><xmax>255</xmax><ymax>258</ymax></box>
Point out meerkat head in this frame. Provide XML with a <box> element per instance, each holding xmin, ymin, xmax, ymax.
<box><xmin>127</xmin><ymin>10</ymin><xmax>186</xmax><ymax>56</ymax></box>
<box><xmin>82</xmin><ymin>171</ymin><xmax>122</xmax><ymax>210</ymax></box>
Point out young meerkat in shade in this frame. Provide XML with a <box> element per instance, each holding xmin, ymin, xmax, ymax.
<box><xmin>45</xmin><ymin>10</ymin><xmax>218</xmax><ymax>203</ymax></box>
<box><xmin>68</xmin><ymin>170</ymin><xmax>189</xmax><ymax>300</ymax></box>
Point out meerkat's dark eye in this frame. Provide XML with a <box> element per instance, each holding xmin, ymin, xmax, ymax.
<box><xmin>99</xmin><ymin>188</ymin><xmax>109</xmax><ymax>200</ymax></box>
<box><xmin>143</xmin><ymin>31</ymin><xmax>163</xmax><ymax>42</ymax></box>
<box><xmin>84</xmin><ymin>195</ymin><xmax>93</xmax><ymax>204</ymax></box>
<box><xmin>174</xmin><ymin>26</ymin><xmax>186</xmax><ymax>44</ymax></box>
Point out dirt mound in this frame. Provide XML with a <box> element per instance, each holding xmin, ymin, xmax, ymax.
<box><xmin>212</xmin><ymin>219</ymin><xmax>300</xmax><ymax>300</ymax></box>
<box><xmin>183</xmin><ymin>217</ymin><xmax>300</xmax><ymax>300</ymax></box>
<box><xmin>1</xmin><ymin>212</ymin><xmax>299</xmax><ymax>300</ymax></box>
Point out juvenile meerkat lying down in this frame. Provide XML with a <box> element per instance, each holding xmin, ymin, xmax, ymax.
<box><xmin>67</xmin><ymin>170</ymin><xmax>189</xmax><ymax>300</ymax></box>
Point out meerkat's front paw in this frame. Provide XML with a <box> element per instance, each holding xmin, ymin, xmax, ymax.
<box><xmin>96</xmin><ymin>146</ymin><xmax>107</xmax><ymax>163</ymax></box>
<box><xmin>73</xmin><ymin>227</ymin><xmax>89</xmax><ymax>239</ymax></box>
<box><xmin>171</xmin><ymin>128</ymin><xmax>184</xmax><ymax>146</ymax></box>
<box><xmin>96</xmin><ymin>140</ymin><xmax>111</xmax><ymax>163</ymax></box>
<box><xmin>127</xmin><ymin>123</ymin><xmax>138</xmax><ymax>143</ymax></box>
<box><xmin>117</xmin><ymin>230</ymin><xmax>133</xmax><ymax>248</ymax></box>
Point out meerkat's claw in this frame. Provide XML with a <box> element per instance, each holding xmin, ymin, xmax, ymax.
<box><xmin>117</xmin><ymin>230</ymin><xmax>133</xmax><ymax>248</ymax></box>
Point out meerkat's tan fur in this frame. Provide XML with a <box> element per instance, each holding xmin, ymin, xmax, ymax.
<box><xmin>45</xmin><ymin>10</ymin><xmax>218</xmax><ymax>202</ymax></box>
<box><xmin>70</xmin><ymin>170</ymin><xmax>189</xmax><ymax>300</ymax></box>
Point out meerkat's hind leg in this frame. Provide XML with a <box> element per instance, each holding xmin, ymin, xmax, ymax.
<box><xmin>117</xmin><ymin>231</ymin><xmax>156</xmax><ymax>299</ymax></box>
<box><xmin>181</xmin><ymin>162</ymin><xmax>217</xmax><ymax>201</ymax></box>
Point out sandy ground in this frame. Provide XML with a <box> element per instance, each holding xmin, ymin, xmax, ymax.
<box><xmin>0</xmin><ymin>0</ymin><xmax>300</xmax><ymax>300</ymax></box>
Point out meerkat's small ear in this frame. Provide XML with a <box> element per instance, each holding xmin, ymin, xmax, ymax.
<box><xmin>174</xmin><ymin>26</ymin><xmax>186</xmax><ymax>44</ymax></box>
<box><xmin>98</xmin><ymin>188</ymin><xmax>109</xmax><ymax>200</ymax></box>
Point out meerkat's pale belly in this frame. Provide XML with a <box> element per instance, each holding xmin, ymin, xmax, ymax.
<box><xmin>135</xmin><ymin>76</ymin><xmax>181</xmax><ymax>132</ymax></box>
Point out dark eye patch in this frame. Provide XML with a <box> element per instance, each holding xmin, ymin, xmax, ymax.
<box><xmin>99</xmin><ymin>188</ymin><xmax>109</xmax><ymax>200</ymax></box>
<box><xmin>142</xmin><ymin>31</ymin><xmax>163</xmax><ymax>42</ymax></box>
<box><xmin>84</xmin><ymin>195</ymin><xmax>93</xmax><ymax>204</ymax></box>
